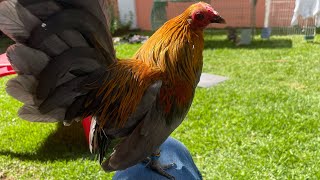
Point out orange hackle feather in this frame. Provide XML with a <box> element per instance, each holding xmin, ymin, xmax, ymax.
<box><xmin>134</xmin><ymin>4</ymin><xmax>204</xmax><ymax>85</ymax></box>
<box><xmin>134</xmin><ymin>3</ymin><xmax>205</xmax><ymax>111</ymax></box>
<box><xmin>94</xmin><ymin>60</ymin><xmax>162</xmax><ymax>128</ymax></box>
<box><xmin>93</xmin><ymin>2</ymin><xmax>209</xmax><ymax>128</ymax></box>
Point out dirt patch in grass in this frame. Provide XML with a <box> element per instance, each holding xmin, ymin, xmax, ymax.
<box><xmin>0</xmin><ymin>171</ymin><xmax>15</xmax><ymax>180</ymax></box>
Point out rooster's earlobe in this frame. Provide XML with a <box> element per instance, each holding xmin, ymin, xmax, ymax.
<box><xmin>187</xmin><ymin>18</ymin><xmax>192</xmax><ymax>24</ymax></box>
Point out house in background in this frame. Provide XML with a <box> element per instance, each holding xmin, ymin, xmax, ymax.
<box><xmin>116</xmin><ymin>0</ymin><xmax>297</xmax><ymax>31</ymax></box>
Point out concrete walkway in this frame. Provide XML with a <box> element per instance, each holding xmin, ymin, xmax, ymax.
<box><xmin>198</xmin><ymin>73</ymin><xmax>229</xmax><ymax>88</ymax></box>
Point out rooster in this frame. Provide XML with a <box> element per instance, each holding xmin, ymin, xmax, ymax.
<box><xmin>0</xmin><ymin>0</ymin><xmax>225</xmax><ymax>179</ymax></box>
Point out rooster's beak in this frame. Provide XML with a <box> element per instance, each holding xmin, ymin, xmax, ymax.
<box><xmin>211</xmin><ymin>15</ymin><xmax>226</xmax><ymax>24</ymax></box>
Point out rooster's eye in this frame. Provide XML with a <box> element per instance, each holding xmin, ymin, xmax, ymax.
<box><xmin>195</xmin><ymin>13</ymin><xmax>205</xmax><ymax>21</ymax></box>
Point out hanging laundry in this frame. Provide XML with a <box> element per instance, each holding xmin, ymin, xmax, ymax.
<box><xmin>291</xmin><ymin>0</ymin><xmax>320</xmax><ymax>27</ymax></box>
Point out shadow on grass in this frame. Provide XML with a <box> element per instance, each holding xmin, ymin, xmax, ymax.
<box><xmin>0</xmin><ymin>36</ymin><xmax>14</xmax><ymax>53</ymax></box>
<box><xmin>0</xmin><ymin>123</ymin><xmax>94</xmax><ymax>161</ymax></box>
<box><xmin>204</xmin><ymin>39</ymin><xmax>293</xmax><ymax>49</ymax></box>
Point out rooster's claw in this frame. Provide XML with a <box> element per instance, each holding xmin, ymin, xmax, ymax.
<box><xmin>143</xmin><ymin>156</ymin><xmax>176</xmax><ymax>180</ymax></box>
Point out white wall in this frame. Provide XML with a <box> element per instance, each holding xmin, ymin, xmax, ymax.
<box><xmin>118</xmin><ymin>0</ymin><xmax>137</xmax><ymax>29</ymax></box>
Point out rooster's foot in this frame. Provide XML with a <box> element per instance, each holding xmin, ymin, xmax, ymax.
<box><xmin>143</xmin><ymin>152</ymin><xmax>175</xmax><ymax>180</ymax></box>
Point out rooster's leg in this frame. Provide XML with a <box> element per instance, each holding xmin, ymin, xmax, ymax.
<box><xmin>143</xmin><ymin>150</ymin><xmax>175</xmax><ymax>180</ymax></box>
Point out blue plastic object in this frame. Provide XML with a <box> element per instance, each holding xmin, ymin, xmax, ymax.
<box><xmin>261</xmin><ymin>27</ymin><xmax>271</xmax><ymax>39</ymax></box>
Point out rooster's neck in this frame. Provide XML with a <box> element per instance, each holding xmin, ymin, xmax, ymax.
<box><xmin>134</xmin><ymin>18</ymin><xmax>204</xmax><ymax>88</ymax></box>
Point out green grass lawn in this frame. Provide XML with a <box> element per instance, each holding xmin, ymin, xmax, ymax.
<box><xmin>1</xmin><ymin>33</ymin><xmax>320</xmax><ymax>179</ymax></box>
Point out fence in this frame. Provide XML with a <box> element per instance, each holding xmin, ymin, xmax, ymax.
<box><xmin>145</xmin><ymin>0</ymin><xmax>317</xmax><ymax>40</ymax></box>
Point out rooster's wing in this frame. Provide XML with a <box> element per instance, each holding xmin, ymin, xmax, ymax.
<box><xmin>0</xmin><ymin>0</ymin><xmax>115</xmax><ymax>124</ymax></box>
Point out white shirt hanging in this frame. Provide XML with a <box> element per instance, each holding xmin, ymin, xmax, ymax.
<box><xmin>291</xmin><ymin>0</ymin><xmax>320</xmax><ymax>27</ymax></box>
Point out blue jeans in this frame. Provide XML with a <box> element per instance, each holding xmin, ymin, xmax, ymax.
<box><xmin>113</xmin><ymin>137</ymin><xmax>202</xmax><ymax>180</ymax></box>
